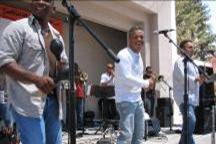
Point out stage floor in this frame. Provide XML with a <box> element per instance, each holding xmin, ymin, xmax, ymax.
<box><xmin>62</xmin><ymin>127</ymin><xmax>213</xmax><ymax>144</ymax></box>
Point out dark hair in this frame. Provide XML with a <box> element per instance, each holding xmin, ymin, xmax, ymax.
<box><xmin>74</xmin><ymin>62</ymin><xmax>80</xmax><ymax>76</ymax></box>
<box><xmin>128</xmin><ymin>25</ymin><xmax>144</xmax><ymax>38</ymax></box>
<box><xmin>179</xmin><ymin>39</ymin><xmax>192</xmax><ymax>49</ymax></box>
<box><xmin>146</xmin><ymin>66</ymin><xmax>152</xmax><ymax>71</ymax></box>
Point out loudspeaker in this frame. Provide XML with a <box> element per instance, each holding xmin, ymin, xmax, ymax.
<box><xmin>146</xmin><ymin>118</ymin><xmax>161</xmax><ymax>136</ymax></box>
<box><xmin>84</xmin><ymin>111</ymin><xmax>95</xmax><ymax>127</ymax></box>
<box><xmin>156</xmin><ymin>98</ymin><xmax>173</xmax><ymax>127</ymax></box>
<box><xmin>194</xmin><ymin>66</ymin><xmax>215</xmax><ymax>134</ymax></box>
<box><xmin>194</xmin><ymin>106</ymin><xmax>215</xmax><ymax>134</ymax></box>
<box><xmin>199</xmin><ymin>66</ymin><xmax>215</xmax><ymax>107</ymax></box>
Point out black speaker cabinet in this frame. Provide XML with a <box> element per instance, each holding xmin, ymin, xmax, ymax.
<box><xmin>198</xmin><ymin>66</ymin><xmax>215</xmax><ymax>107</ymax></box>
<box><xmin>156</xmin><ymin>98</ymin><xmax>173</xmax><ymax>127</ymax></box>
<box><xmin>194</xmin><ymin>106</ymin><xmax>215</xmax><ymax>134</ymax></box>
<box><xmin>147</xmin><ymin>118</ymin><xmax>161</xmax><ymax>136</ymax></box>
<box><xmin>194</xmin><ymin>66</ymin><xmax>216</xmax><ymax>134</ymax></box>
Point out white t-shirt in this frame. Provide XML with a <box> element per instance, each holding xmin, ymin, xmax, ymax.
<box><xmin>100</xmin><ymin>72</ymin><xmax>115</xmax><ymax>99</ymax></box>
<box><xmin>115</xmin><ymin>47</ymin><xmax>149</xmax><ymax>103</ymax></box>
<box><xmin>100</xmin><ymin>72</ymin><xmax>114</xmax><ymax>86</ymax></box>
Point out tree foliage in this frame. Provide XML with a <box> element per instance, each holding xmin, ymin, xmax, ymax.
<box><xmin>176</xmin><ymin>0</ymin><xmax>216</xmax><ymax>59</ymax></box>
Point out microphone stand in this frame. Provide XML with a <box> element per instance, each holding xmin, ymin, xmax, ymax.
<box><xmin>61</xmin><ymin>1</ymin><xmax>120</xmax><ymax>144</ymax></box>
<box><xmin>161</xmin><ymin>32</ymin><xmax>209</xmax><ymax>144</ymax></box>
<box><xmin>160</xmin><ymin>78</ymin><xmax>173</xmax><ymax>131</ymax></box>
<box><xmin>168</xmin><ymin>86</ymin><xmax>173</xmax><ymax>131</ymax></box>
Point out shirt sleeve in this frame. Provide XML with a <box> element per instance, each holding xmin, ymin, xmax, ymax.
<box><xmin>0</xmin><ymin>22</ymin><xmax>23</xmax><ymax>68</ymax></box>
<box><xmin>100</xmin><ymin>73</ymin><xmax>107</xmax><ymax>84</ymax></box>
<box><xmin>116</xmin><ymin>52</ymin><xmax>149</xmax><ymax>88</ymax></box>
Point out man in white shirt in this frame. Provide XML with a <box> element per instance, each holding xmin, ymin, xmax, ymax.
<box><xmin>100</xmin><ymin>63</ymin><xmax>115</xmax><ymax>86</ymax></box>
<box><xmin>115</xmin><ymin>25</ymin><xmax>155</xmax><ymax>144</ymax></box>
<box><xmin>99</xmin><ymin>63</ymin><xmax>118</xmax><ymax>124</ymax></box>
<box><xmin>173</xmin><ymin>40</ymin><xmax>205</xmax><ymax>144</ymax></box>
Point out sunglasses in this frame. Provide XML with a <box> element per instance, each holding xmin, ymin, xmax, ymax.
<box><xmin>107</xmin><ymin>67</ymin><xmax>113</xmax><ymax>69</ymax></box>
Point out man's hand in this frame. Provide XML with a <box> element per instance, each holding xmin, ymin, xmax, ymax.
<box><xmin>1</xmin><ymin>62</ymin><xmax>55</xmax><ymax>94</ymax></box>
<box><xmin>35</xmin><ymin>76</ymin><xmax>55</xmax><ymax>94</ymax></box>
<box><xmin>195</xmin><ymin>74</ymin><xmax>206</xmax><ymax>85</ymax></box>
<box><xmin>148</xmin><ymin>74</ymin><xmax>156</xmax><ymax>90</ymax></box>
<box><xmin>111</xmin><ymin>70</ymin><xmax>115</xmax><ymax>78</ymax></box>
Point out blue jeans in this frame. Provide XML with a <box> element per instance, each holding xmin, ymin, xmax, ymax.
<box><xmin>116</xmin><ymin>100</ymin><xmax>145</xmax><ymax>144</ymax></box>
<box><xmin>76</xmin><ymin>98</ymin><xmax>84</xmax><ymax>129</ymax></box>
<box><xmin>12</xmin><ymin>96</ymin><xmax>62</xmax><ymax>144</ymax></box>
<box><xmin>179</xmin><ymin>104</ymin><xmax>196</xmax><ymax>144</ymax></box>
<box><xmin>0</xmin><ymin>103</ymin><xmax>14</xmax><ymax>128</ymax></box>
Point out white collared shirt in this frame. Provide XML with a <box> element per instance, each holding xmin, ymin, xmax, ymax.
<box><xmin>173</xmin><ymin>57</ymin><xmax>200</xmax><ymax>106</ymax></box>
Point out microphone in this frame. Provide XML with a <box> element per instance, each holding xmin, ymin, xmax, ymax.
<box><xmin>153</xmin><ymin>29</ymin><xmax>175</xmax><ymax>34</ymax></box>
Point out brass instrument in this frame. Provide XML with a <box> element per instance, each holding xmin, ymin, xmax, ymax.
<box><xmin>80</xmin><ymin>72</ymin><xmax>88</xmax><ymax>82</ymax></box>
<box><xmin>74</xmin><ymin>64</ymin><xmax>88</xmax><ymax>82</ymax></box>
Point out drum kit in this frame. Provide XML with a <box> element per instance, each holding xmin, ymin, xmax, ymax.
<box><xmin>86</xmin><ymin>85</ymin><xmax>118</xmax><ymax>143</ymax></box>
<box><xmin>60</xmin><ymin>81</ymin><xmax>117</xmax><ymax>143</ymax></box>
<box><xmin>90</xmin><ymin>85</ymin><xmax>118</xmax><ymax>134</ymax></box>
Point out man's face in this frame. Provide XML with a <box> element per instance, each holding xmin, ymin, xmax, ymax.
<box><xmin>146</xmin><ymin>68</ymin><xmax>152</xmax><ymax>75</ymax></box>
<box><xmin>31</xmin><ymin>0</ymin><xmax>54</xmax><ymax>20</ymax></box>
<box><xmin>183</xmin><ymin>42</ymin><xmax>194</xmax><ymax>57</ymax></box>
<box><xmin>106</xmin><ymin>64</ymin><xmax>113</xmax><ymax>74</ymax></box>
<box><xmin>129</xmin><ymin>29</ymin><xmax>144</xmax><ymax>53</ymax></box>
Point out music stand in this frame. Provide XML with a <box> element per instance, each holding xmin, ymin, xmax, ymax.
<box><xmin>99</xmin><ymin>86</ymin><xmax>115</xmax><ymax>98</ymax></box>
<box><xmin>90</xmin><ymin>85</ymin><xmax>115</xmax><ymax>99</ymax></box>
<box><xmin>91</xmin><ymin>85</ymin><xmax>116</xmax><ymax>135</ymax></box>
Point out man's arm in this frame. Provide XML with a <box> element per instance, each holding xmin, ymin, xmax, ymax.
<box><xmin>116</xmin><ymin>52</ymin><xmax>154</xmax><ymax>89</ymax></box>
<box><xmin>100</xmin><ymin>73</ymin><xmax>114</xmax><ymax>86</ymax></box>
<box><xmin>1</xmin><ymin>62</ymin><xmax>55</xmax><ymax>94</ymax></box>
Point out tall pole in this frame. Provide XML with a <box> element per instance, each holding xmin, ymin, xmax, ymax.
<box><xmin>61</xmin><ymin>1</ymin><xmax>120</xmax><ymax>143</ymax></box>
<box><xmin>68</xmin><ymin>13</ymin><xmax>76</xmax><ymax>144</ymax></box>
